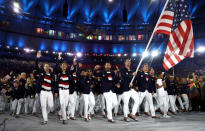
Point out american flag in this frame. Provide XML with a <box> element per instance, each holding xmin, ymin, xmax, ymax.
<box><xmin>154</xmin><ymin>0</ymin><xmax>194</xmax><ymax>71</ymax></box>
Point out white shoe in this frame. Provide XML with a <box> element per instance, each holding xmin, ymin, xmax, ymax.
<box><xmin>163</xmin><ymin>115</ymin><xmax>171</xmax><ymax>118</ymax></box>
<box><xmin>67</xmin><ymin>115</ymin><xmax>70</xmax><ymax>120</ymax></box>
<box><xmin>88</xmin><ymin>114</ymin><xmax>91</xmax><ymax>120</ymax></box>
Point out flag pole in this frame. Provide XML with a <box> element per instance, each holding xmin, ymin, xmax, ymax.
<box><xmin>130</xmin><ymin>0</ymin><xmax>170</xmax><ymax>84</ymax></box>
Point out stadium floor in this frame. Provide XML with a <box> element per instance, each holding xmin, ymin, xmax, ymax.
<box><xmin>0</xmin><ymin>112</ymin><xmax>205</xmax><ymax>131</ymax></box>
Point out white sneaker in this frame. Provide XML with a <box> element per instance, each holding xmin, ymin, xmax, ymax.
<box><xmin>88</xmin><ymin>114</ymin><xmax>91</xmax><ymax>120</ymax></box>
<box><xmin>163</xmin><ymin>114</ymin><xmax>171</xmax><ymax>118</ymax></box>
<box><xmin>67</xmin><ymin>115</ymin><xmax>70</xmax><ymax>120</ymax></box>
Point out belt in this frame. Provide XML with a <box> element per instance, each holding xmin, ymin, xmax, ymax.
<box><xmin>59</xmin><ymin>87</ymin><xmax>69</xmax><ymax>90</ymax></box>
<box><xmin>41</xmin><ymin>89</ymin><xmax>52</xmax><ymax>92</ymax></box>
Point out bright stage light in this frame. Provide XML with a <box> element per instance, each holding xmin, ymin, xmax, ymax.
<box><xmin>197</xmin><ymin>46</ymin><xmax>205</xmax><ymax>53</ymax></box>
<box><xmin>13</xmin><ymin>2</ymin><xmax>20</xmax><ymax>13</ymax></box>
<box><xmin>132</xmin><ymin>53</ymin><xmax>137</xmax><ymax>57</ymax></box>
<box><xmin>124</xmin><ymin>54</ymin><xmax>128</xmax><ymax>57</ymax></box>
<box><xmin>118</xmin><ymin>54</ymin><xmax>121</xmax><ymax>57</ymax></box>
<box><xmin>76</xmin><ymin>52</ymin><xmax>82</xmax><ymax>57</ymax></box>
<box><xmin>13</xmin><ymin>2</ymin><xmax>20</xmax><ymax>8</ymax></box>
<box><xmin>151</xmin><ymin>50</ymin><xmax>159</xmax><ymax>57</ymax></box>
<box><xmin>67</xmin><ymin>52</ymin><xmax>74</xmax><ymax>56</ymax></box>
<box><xmin>142</xmin><ymin>51</ymin><xmax>149</xmax><ymax>57</ymax></box>
<box><xmin>14</xmin><ymin>8</ymin><xmax>19</xmax><ymax>13</ymax></box>
<box><xmin>30</xmin><ymin>49</ymin><xmax>35</xmax><ymax>52</ymax></box>
<box><xmin>24</xmin><ymin>48</ymin><xmax>30</xmax><ymax>53</ymax></box>
<box><xmin>108</xmin><ymin>0</ymin><xmax>113</xmax><ymax>2</ymax></box>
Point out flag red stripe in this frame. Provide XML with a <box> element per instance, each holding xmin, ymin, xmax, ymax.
<box><xmin>164</xmin><ymin>54</ymin><xmax>175</xmax><ymax>67</ymax></box>
<box><xmin>179</xmin><ymin>20</ymin><xmax>191</xmax><ymax>55</ymax></box>
<box><xmin>153</xmin><ymin>1</ymin><xmax>194</xmax><ymax>71</ymax></box>
<box><xmin>172</xmin><ymin>31</ymin><xmax>181</xmax><ymax>49</ymax></box>
<box><xmin>154</xmin><ymin>30</ymin><xmax>170</xmax><ymax>35</ymax></box>
<box><xmin>178</xmin><ymin>24</ymin><xmax>185</xmax><ymax>40</ymax></box>
<box><xmin>157</xmin><ymin>23</ymin><xmax>172</xmax><ymax>28</ymax></box>
<box><xmin>167</xmin><ymin>40</ymin><xmax>175</xmax><ymax>52</ymax></box>
<box><xmin>186</xmin><ymin>37</ymin><xmax>194</xmax><ymax>57</ymax></box>
<box><xmin>174</xmin><ymin>53</ymin><xmax>181</xmax><ymax>62</ymax></box>
<box><xmin>163</xmin><ymin>61</ymin><xmax>169</xmax><ymax>71</ymax></box>
<box><xmin>161</xmin><ymin>15</ymin><xmax>174</xmax><ymax>20</ymax></box>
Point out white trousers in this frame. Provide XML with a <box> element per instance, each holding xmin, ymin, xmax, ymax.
<box><xmin>58</xmin><ymin>89</ymin><xmax>70</xmax><ymax>120</ymax></box>
<box><xmin>11</xmin><ymin>99</ymin><xmax>17</xmax><ymax>113</ymax></box>
<box><xmin>68</xmin><ymin>91</ymin><xmax>78</xmax><ymax>117</ymax></box>
<box><xmin>0</xmin><ymin>95</ymin><xmax>6</xmax><ymax>111</ymax></box>
<box><xmin>121</xmin><ymin>91</ymin><xmax>131</xmax><ymax>117</ymax></box>
<box><xmin>155</xmin><ymin>94</ymin><xmax>168</xmax><ymax>115</ymax></box>
<box><xmin>12</xmin><ymin>98</ymin><xmax>24</xmax><ymax>115</ymax></box>
<box><xmin>100</xmin><ymin>94</ymin><xmax>106</xmax><ymax>115</ymax></box>
<box><xmin>139</xmin><ymin>90</ymin><xmax>155</xmax><ymax>116</ymax></box>
<box><xmin>130</xmin><ymin>89</ymin><xmax>140</xmax><ymax>116</ymax></box>
<box><xmin>78</xmin><ymin>94</ymin><xmax>84</xmax><ymax>116</ymax></box>
<box><xmin>122</xmin><ymin>89</ymin><xmax>139</xmax><ymax>117</ymax></box>
<box><xmin>24</xmin><ymin>96</ymin><xmax>35</xmax><ymax>114</ymax></box>
<box><xmin>168</xmin><ymin>95</ymin><xmax>176</xmax><ymax>112</ymax></box>
<box><xmin>33</xmin><ymin>94</ymin><xmax>40</xmax><ymax>113</ymax></box>
<box><xmin>94</xmin><ymin>94</ymin><xmax>102</xmax><ymax>112</ymax></box>
<box><xmin>114</xmin><ymin>94</ymin><xmax>123</xmax><ymax>114</ymax></box>
<box><xmin>75</xmin><ymin>94</ymin><xmax>80</xmax><ymax>113</ymax></box>
<box><xmin>177</xmin><ymin>96</ymin><xmax>184</xmax><ymax>110</ymax></box>
<box><xmin>144</xmin><ymin>100</ymin><xmax>149</xmax><ymax>113</ymax></box>
<box><xmin>103</xmin><ymin>91</ymin><xmax>117</xmax><ymax>120</ymax></box>
<box><xmin>145</xmin><ymin>93</ymin><xmax>159</xmax><ymax>113</ymax></box>
<box><xmin>181</xmin><ymin>94</ymin><xmax>189</xmax><ymax>111</ymax></box>
<box><xmin>173</xmin><ymin>95</ymin><xmax>178</xmax><ymax>111</ymax></box>
<box><xmin>83</xmin><ymin>92</ymin><xmax>95</xmax><ymax>119</ymax></box>
<box><xmin>24</xmin><ymin>97</ymin><xmax>28</xmax><ymax>114</ymax></box>
<box><xmin>40</xmin><ymin>91</ymin><xmax>54</xmax><ymax>122</ymax></box>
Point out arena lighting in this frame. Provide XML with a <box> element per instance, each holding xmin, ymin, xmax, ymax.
<box><xmin>45</xmin><ymin>50</ymin><xmax>49</xmax><ymax>54</ymax></box>
<box><xmin>118</xmin><ymin>53</ymin><xmax>122</xmax><ymax>57</ymax></box>
<box><xmin>30</xmin><ymin>49</ymin><xmax>35</xmax><ymax>52</ymax></box>
<box><xmin>6</xmin><ymin>46</ymin><xmax>10</xmax><ymax>49</ymax></box>
<box><xmin>24</xmin><ymin>48</ymin><xmax>30</xmax><ymax>53</ymax></box>
<box><xmin>142</xmin><ymin>51</ymin><xmax>149</xmax><ymax>57</ymax></box>
<box><xmin>142</xmin><ymin>51</ymin><xmax>149</xmax><ymax>58</ymax></box>
<box><xmin>15</xmin><ymin>47</ymin><xmax>19</xmax><ymax>50</ymax></box>
<box><xmin>124</xmin><ymin>54</ymin><xmax>128</xmax><ymax>57</ymax></box>
<box><xmin>132</xmin><ymin>53</ymin><xmax>137</xmax><ymax>57</ymax></box>
<box><xmin>197</xmin><ymin>46</ymin><xmax>205</xmax><ymax>53</ymax></box>
<box><xmin>67</xmin><ymin>52</ymin><xmax>74</xmax><ymax>56</ymax></box>
<box><xmin>76</xmin><ymin>52</ymin><xmax>82</xmax><ymax>57</ymax></box>
<box><xmin>108</xmin><ymin>0</ymin><xmax>113</xmax><ymax>2</ymax></box>
<box><xmin>151</xmin><ymin>50</ymin><xmax>159</xmax><ymax>57</ymax></box>
<box><xmin>13</xmin><ymin>1</ymin><xmax>20</xmax><ymax>13</ymax></box>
